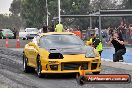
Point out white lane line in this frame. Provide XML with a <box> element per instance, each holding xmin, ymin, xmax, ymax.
<box><xmin>102</xmin><ymin>58</ymin><xmax>132</xmax><ymax>65</ymax></box>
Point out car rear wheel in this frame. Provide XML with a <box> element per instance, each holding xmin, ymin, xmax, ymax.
<box><xmin>23</xmin><ymin>54</ymin><xmax>31</xmax><ymax>73</ymax></box>
<box><xmin>92</xmin><ymin>71</ymin><xmax>100</xmax><ymax>75</ymax></box>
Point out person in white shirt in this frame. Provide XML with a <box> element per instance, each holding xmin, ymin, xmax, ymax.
<box><xmin>95</xmin><ymin>27</ymin><xmax>99</xmax><ymax>36</ymax></box>
<box><xmin>65</xmin><ymin>29</ymin><xmax>70</xmax><ymax>32</ymax></box>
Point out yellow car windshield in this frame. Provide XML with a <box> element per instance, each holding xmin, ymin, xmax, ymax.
<box><xmin>39</xmin><ymin>34</ymin><xmax>84</xmax><ymax>49</ymax></box>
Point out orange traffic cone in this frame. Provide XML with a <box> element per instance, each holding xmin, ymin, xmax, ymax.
<box><xmin>5</xmin><ymin>34</ymin><xmax>9</xmax><ymax>48</ymax></box>
<box><xmin>16</xmin><ymin>37</ymin><xmax>20</xmax><ymax>48</ymax></box>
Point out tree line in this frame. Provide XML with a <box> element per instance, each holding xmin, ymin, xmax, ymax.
<box><xmin>0</xmin><ymin>0</ymin><xmax>132</xmax><ymax>30</ymax></box>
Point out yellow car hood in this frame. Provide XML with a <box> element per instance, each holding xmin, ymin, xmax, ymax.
<box><xmin>47</xmin><ymin>45</ymin><xmax>91</xmax><ymax>55</ymax></box>
<box><xmin>41</xmin><ymin>46</ymin><xmax>99</xmax><ymax>62</ymax></box>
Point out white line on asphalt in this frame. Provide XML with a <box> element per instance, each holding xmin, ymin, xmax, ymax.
<box><xmin>102</xmin><ymin>58</ymin><xmax>132</xmax><ymax>65</ymax></box>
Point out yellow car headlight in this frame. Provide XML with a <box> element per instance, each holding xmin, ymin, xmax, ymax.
<box><xmin>85</xmin><ymin>48</ymin><xmax>96</xmax><ymax>58</ymax></box>
<box><xmin>92</xmin><ymin>59</ymin><xmax>99</xmax><ymax>62</ymax></box>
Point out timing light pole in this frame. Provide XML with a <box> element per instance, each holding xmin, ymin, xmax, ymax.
<box><xmin>58</xmin><ymin>0</ymin><xmax>61</xmax><ymax>24</ymax></box>
<box><xmin>46</xmin><ymin>0</ymin><xmax>48</xmax><ymax>26</ymax></box>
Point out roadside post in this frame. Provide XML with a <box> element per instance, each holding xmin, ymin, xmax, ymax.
<box><xmin>16</xmin><ymin>36</ymin><xmax>20</xmax><ymax>48</ymax></box>
<box><xmin>5</xmin><ymin>34</ymin><xmax>9</xmax><ymax>48</ymax></box>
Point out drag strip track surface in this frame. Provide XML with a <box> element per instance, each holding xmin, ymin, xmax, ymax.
<box><xmin>0</xmin><ymin>48</ymin><xmax>132</xmax><ymax>88</ymax></box>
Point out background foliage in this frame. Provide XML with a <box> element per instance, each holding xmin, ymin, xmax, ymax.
<box><xmin>0</xmin><ymin>0</ymin><xmax>132</xmax><ymax>30</ymax></box>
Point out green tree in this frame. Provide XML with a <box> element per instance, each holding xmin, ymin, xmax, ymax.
<box><xmin>121</xmin><ymin>0</ymin><xmax>132</xmax><ymax>9</ymax></box>
<box><xmin>60</xmin><ymin>0</ymin><xmax>91</xmax><ymax>30</ymax></box>
<box><xmin>120</xmin><ymin>0</ymin><xmax>132</xmax><ymax>25</ymax></box>
<box><xmin>0</xmin><ymin>14</ymin><xmax>22</xmax><ymax>30</ymax></box>
<box><xmin>10</xmin><ymin>0</ymin><xmax>120</xmax><ymax>30</ymax></box>
<box><xmin>61</xmin><ymin>0</ymin><xmax>90</xmax><ymax>14</ymax></box>
<box><xmin>21</xmin><ymin>0</ymin><xmax>46</xmax><ymax>27</ymax></box>
<box><xmin>90</xmin><ymin>0</ymin><xmax>118</xmax><ymax>10</ymax></box>
<box><xmin>90</xmin><ymin>0</ymin><xmax>120</xmax><ymax>28</ymax></box>
<box><xmin>9</xmin><ymin>0</ymin><xmax>22</xmax><ymax>31</ymax></box>
<box><xmin>9</xmin><ymin>0</ymin><xmax>21</xmax><ymax>16</ymax></box>
<box><xmin>20</xmin><ymin>0</ymin><xmax>91</xmax><ymax>29</ymax></box>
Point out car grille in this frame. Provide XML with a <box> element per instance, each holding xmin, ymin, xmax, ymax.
<box><xmin>30</xmin><ymin>34</ymin><xmax>37</xmax><ymax>36</ymax></box>
<box><xmin>61</xmin><ymin>62</ymin><xmax>88</xmax><ymax>70</ymax></box>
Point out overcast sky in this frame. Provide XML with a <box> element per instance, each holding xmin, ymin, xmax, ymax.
<box><xmin>0</xmin><ymin>0</ymin><xmax>13</xmax><ymax>14</ymax></box>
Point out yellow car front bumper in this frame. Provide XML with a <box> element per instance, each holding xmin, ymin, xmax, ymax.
<box><xmin>41</xmin><ymin>62</ymin><xmax>101</xmax><ymax>74</ymax></box>
<box><xmin>41</xmin><ymin>69</ymin><xmax>101</xmax><ymax>73</ymax></box>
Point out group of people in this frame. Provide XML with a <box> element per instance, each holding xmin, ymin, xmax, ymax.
<box><xmin>40</xmin><ymin>22</ymin><xmax>82</xmax><ymax>39</ymax></box>
<box><xmin>107</xmin><ymin>23</ymin><xmax>132</xmax><ymax>43</ymax></box>
<box><xmin>88</xmin><ymin>30</ymin><xmax>126</xmax><ymax>62</ymax></box>
<box><xmin>89</xmin><ymin>25</ymin><xmax>127</xmax><ymax>62</ymax></box>
<box><xmin>40</xmin><ymin>22</ymin><xmax>64</xmax><ymax>33</ymax></box>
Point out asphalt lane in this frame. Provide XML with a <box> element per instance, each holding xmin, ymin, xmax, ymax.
<box><xmin>1</xmin><ymin>39</ymin><xmax>132</xmax><ymax>63</ymax></box>
<box><xmin>0</xmin><ymin>48</ymin><xmax>132</xmax><ymax>88</ymax></box>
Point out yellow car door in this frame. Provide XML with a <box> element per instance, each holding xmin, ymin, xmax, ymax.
<box><xmin>30</xmin><ymin>35</ymin><xmax>40</xmax><ymax>67</ymax></box>
<box><xmin>27</xmin><ymin>44</ymin><xmax>36</xmax><ymax>67</ymax></box>
<box><xmin>31</xmin><ymin>45</ymin><xmax>39</xmax><ymax>67</ymax></box>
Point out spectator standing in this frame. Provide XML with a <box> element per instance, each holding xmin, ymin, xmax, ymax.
<box><xmin>107</xmin><ymin>27</ymin><xmax>113</xmax><ymax>42</ymax></box>
<box><xmin>65</xmin><ymin>29</ymin><xmax>70</xmax><ymax>32</ymax></box>
<box><xmin>95</xmin><ymin>27</ymin><xmax>99</xmax><ymax>37</ymax></box>
<box><xmin>72</xmin><ymin>28</ymin><xmax>82</xmax><ymax>38</ymax></box>
<box><xmin>49</xmin><ymin>25</ymin><xmax>55</xmax><ymax>32</ymax></box>
<box><xmin>129</xmin><ymin>25</ymin><xmax>132</xmax><ymax>41</ymax></box>
<box><xmin>127</xmin><ymin>24</ymin><xmax>132</xmax><ymax>42</ymax></box>
<box><xmin>117</xmin><ymin>24</ymin><xmax>126</xmax><ymax>39</ymax></box>
<box><xmin>56</xmin><ymin>22</ymin><xmax>63</xmax><ymax>32</ymax></box>
<box><xmin>108</xmin><ymin>28</ymin><xmax>114</xmax><ymax>36</ymax></box>
<box><xmin>42</xmin><ymin>25</ymin><xmax>48</xmax><ymax>33</ymax></box>
<box><xmin>13</xmin><ymin>28</ymin><xmax>17</xmax><ymax>39</ymax></box>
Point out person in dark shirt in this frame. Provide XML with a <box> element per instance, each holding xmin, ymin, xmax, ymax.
<box><xmin>49</xmin><ymin>25</ymin><xmax>55</xmax><ymax>32</ymax></box>
<box><xmin>108</xmin><ymin>32</ymin><xmax>126</xmax><ymax>62</ymax></box>
<box><xmin>42</xmin><ymin>25</ymin><xmax>48</xmax><ymax>33</ymax></box>
<box><xmin>13</xmin><ymin>28</ymin><xmax>17</xmax><ymax>39</ymax></box>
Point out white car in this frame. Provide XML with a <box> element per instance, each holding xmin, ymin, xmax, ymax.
<box><xmin>19</xmin><ymin>28</ymin><xmax>38</xmax><ymax>40</ymax></box>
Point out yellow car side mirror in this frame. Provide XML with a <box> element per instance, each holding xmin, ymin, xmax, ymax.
<box><xmin>85</xmin><ymin>41</ymin><xmax>92</xmax><ymax>46</ymax></box>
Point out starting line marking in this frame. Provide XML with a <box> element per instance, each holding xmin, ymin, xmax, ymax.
<box><xmin>102</xmin><ymin>58</ymin><xmax>132</xmax><ymax>65</ymax></box>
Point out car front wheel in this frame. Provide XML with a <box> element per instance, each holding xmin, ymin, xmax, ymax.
<box><xmin>36</xmin><ymin>57</ymin><xmax>43</xmax><ymax>78</ymax></box>
<box><xmin>23</xmin><ymin>54</ymin><xmax>30</xmax><ymax>73</ymax></box>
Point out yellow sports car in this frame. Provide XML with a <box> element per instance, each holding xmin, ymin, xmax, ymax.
<box><xmin>23</xmin><ymin>32</ymin><xmax>101</xmax><ymax>77</ymax></box>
